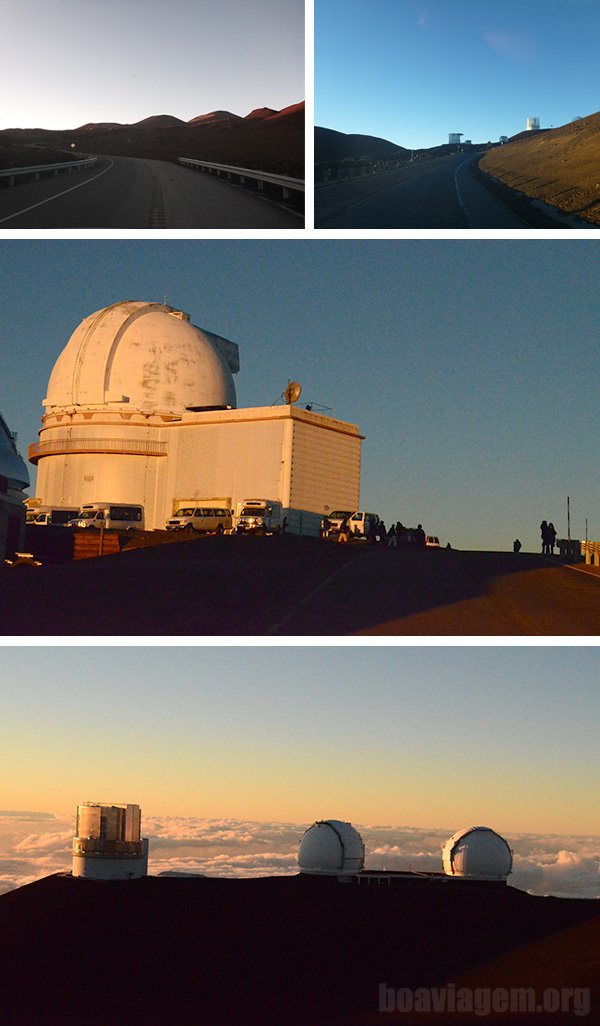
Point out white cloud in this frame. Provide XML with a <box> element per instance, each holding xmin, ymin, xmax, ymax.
<box><xmin>483</xmin><ymin>32</ymin><xmax>536</xmax><ymax>65</ymax></box>
<box><xmin>0</xmin><ymin>814</ymin><xmax>597</xmax><ymax>898</ymax></box>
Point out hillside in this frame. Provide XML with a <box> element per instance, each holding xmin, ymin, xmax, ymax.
<box><xmin>0</xmin><ymin>103</ymin><xmax>305</xmax><ymax>177</ymax></box>
<box><xmin>315</xmin><ymin>125</ymin><xmax>409</xmax><ymax>162</ymax></box>
<box><xmin>479</xmin><ymin>110</ymin><xmax>600</xmax><ymax>225</ymax></box>
<box><xmin>0</xmin><ymin>874</ymin><xmax>596</xmax><ymax>1026</ymax></box>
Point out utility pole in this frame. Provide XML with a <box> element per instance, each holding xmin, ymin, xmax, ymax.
<box><xmin>567</xmin><ymin>496</ymin><xmax>571</xmax><ymax>542</ymax></box>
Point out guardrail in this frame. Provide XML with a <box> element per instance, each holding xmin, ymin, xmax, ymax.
<box><xmin>580</xmin><ymin>540</ymin><xmax>600</xmax><ymax>566</ymax></box>
<box><xmin>178</xmin><ymin>157</ymin><xmax>304</xmax><ymax>201</ymax></box>
<box><xmin>0</xmin><ymin>157</ymin><xmax>97</xmax><ymax>187</ymax></box>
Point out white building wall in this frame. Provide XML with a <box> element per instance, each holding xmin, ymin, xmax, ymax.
<box><xmin>72</xmin><ymin>843</ymin><xmax>149</xmax><ymax>880</ymax></box>
<box><xmin>33</xmin><ymin>407</ymin><xmax>363</xmax><ymax>533</ymax></box>
<box><xmin>289</xmin><ymin>419</ymin><xmax>361</xmax><ymax>513</ymax></box>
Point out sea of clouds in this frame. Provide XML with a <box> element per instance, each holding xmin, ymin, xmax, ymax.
<box><xmin>1</xmin><ymin>812</ymin><xmax>598</xmax><ymax>899</ymax></box>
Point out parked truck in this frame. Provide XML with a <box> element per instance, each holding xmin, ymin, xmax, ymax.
<box><xmin>26</xmin><ymin>505</ymin><xmax>79</xmax><ymax>526</ymax></box>
<box><xmin>235</xmin><ymin>499</ymin><xmax>283</xmax><ymax>535</ymax></box>
<box><xmin>322</xmin><ymin>509</ymin><xmax>380</xmax><ymax>542</ymax></box>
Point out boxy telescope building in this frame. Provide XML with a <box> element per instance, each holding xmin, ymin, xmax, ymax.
<box><xmin>30</xmin><ymin>301</ymin><xmax>363</xmax><ymax>533</ymax></box>
<box><xmin>72</xmin><ymin>802</ymin><xmax>149</xmax><ymax>880</ymax></box>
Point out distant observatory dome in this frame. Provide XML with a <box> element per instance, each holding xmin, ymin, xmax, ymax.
<box><xmin>442</xmin><ymin>826</ymin><xmax>512</xmax><ymax>881</ymax></box>
<box><xmin>44</xmin><ymin>301</ymin><xmax>238</xmax><ymax>415</ymax></box>
<box><xmin>298</xmin><ymin>820</ymin><xmax>365</xmax><ymax>876</ymax></box>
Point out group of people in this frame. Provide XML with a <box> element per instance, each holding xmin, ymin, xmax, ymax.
<box><xmin>367</xmin><ymin>520</ymin><xmax>427</xmax><ymax>549</ymax></box>
<box><xmin>540</xmin><ymin>519</ymin><xmax>557</xmax><ymax>555</ymax></box>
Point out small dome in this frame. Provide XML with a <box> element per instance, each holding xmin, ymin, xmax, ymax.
<box><xmin>298</xmin><ymin>820</ymin><xmax>365</xmax><ymax>875</ymax></box>
<box><xmin>442</xmin><ymin>826</ymin><xmax>512</xmax><ymax>881</ymax></box>
<box><xmin>44</xmin><ymin>301</ymin><xmax>238</xmax><ymax>415</ymax></box>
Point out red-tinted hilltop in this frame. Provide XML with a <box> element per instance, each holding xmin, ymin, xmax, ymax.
<box><xmin>0</xmin><ymin>102</ymin><xmax>305</xmax><ymax>177</ymax></box>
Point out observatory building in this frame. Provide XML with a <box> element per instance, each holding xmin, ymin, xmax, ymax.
<box><xmin>442</xmin><ymin>826</ymin><xmax>513</xmax><ymax>882</ymax></box>
<box><xmin>30</xmin><ymin>301</ymin><xmax>363</xmax><ymax>533</ymax></box>
<box><xmin>298</xmin><ymin>820</ymin><xmax>365</xmax><ymax>877</ymax></box>
<box><xmin>526</xmin><ymin>117</ymin><xmax>540</xmax><ymax>132</ymax></box>
<box><xmin>0</xmin><ymin>408</ymin><xmax>29</xmax><ymax>559</ymax></box>
<box><xmin>72</xmin><ymin>802</ymin><xmax>149</xmax><ymax>880</ymax></box>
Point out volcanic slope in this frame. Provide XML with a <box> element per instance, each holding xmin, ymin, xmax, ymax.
<box><xmin>479</xmin><ymin>110</ymin><xmax>600</xmax><ymax>225</ymax></box>
<box><xmin>0</xmin><ymin>874</ymin><xmax>597</xmax><ymax>1026</ymax></box>
<box><xmin>0</xmin><ymin>103</ymin><xmax>305</xmax><ymax>178</ymax></box>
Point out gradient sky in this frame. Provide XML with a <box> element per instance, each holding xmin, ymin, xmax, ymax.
<box><xmin>0</xmin><ymin>646</ymin><xmax>598</xmax><ymax>836</ymax></box>
<box><xmin>316</xmin><ymin>0</ymin><xmax>600</xmax><ymax>148</ymax></box>
<box><xmin>0</xmin><ymin>0</ymin><xmax>303</xmax><ymax>130</ymax></box>
<box><xmin>1</xmin><ymin>239</ymin><xmax>598</xmax><ymax>553</ymax></box>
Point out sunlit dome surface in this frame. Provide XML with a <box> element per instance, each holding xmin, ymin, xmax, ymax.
<box><xmin>298</xmin><ymin>820</ymin><xmax>365</xmax><ymax>875</ymax></box>
<box><xmin>44</xmin><ymin>301</ymin><xmax>238</xmax><ymax>414</ymax></box>
<box><xmin>442</xmin><ymin>826</ymin><xmax>513</xmax><ymax>881</ymax></box>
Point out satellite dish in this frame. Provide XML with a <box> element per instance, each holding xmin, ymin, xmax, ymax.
<box><xmin>284</xmin><ymin>380</ymin><xmax>302</xmax><ymax>405</ymax></box>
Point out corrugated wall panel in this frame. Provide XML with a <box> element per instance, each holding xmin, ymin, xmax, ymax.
<box><xmin>289</xmin><ymin>421</ymin><xmax>361</xmax><ymax>513</ymax></box>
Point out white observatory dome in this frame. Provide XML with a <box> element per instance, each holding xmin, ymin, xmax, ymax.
<box><xmin>298</xmin><ymin>820</ymin><xmax>365</xmax><ymax>876</ymax></box>
<box><xmin>44</xmin><ymin>301</ymin><xmax>238</xmax><ymax>415</ymax></box>
<box><xmin>442</xmin><ymin>826</ymin><xmax>512</xmax><ymax>881</ymax></box>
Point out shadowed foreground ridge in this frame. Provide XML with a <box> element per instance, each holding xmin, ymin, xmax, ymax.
<box><xmin>0</xmin><ymin>874</ymin><xmax>597</xmax><ymax>1026</ymax></box>
<box><xmin>2</xmin><ymin>536</ymin><xmax>600</xmax><ymax>635</ymax></box>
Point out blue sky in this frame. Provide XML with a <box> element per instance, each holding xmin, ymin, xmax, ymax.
<box><xmin>1</xmin><ymin>238</ymin><xmax>599</xmax><ymax>553</ymax></box>
<box><xmin>315</xmin><ymin>0</ymin><xmax>600</xmax><ymax>147</ymax></box>
<box><xmin>1</xmin><ymin>646</ymin><xmax>598</xmax><ymax>834</ymax></box>
<box><xmin>0</xmin><ymin>0</ymin><xmax>303</xmax><ymax>130</ymax></box>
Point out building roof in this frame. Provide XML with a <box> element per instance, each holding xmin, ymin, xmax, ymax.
<box><xmin>43</xmin><ymin>301</ymin><xmax>239</xmax><ymax>415</ymax></box>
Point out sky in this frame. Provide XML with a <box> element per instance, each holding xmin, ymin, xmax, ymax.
<box><xmin>1</xmin><ymin>238</ymin><xmax>599</xmax><ymax>553</ymax></box>
<box><xmin>0</xmin><ymin>646</ymin><xmax>598</xmax><ymax>897</ymax></box>
<box><xmin>0</xmin><ymin>0</ymin><xmax>303</xmax><ymax>130</ymax></box>
<box><xmin>315</xmin><ymin>0</ymin><xmax>600</xmax><ymax>148</ymax></box>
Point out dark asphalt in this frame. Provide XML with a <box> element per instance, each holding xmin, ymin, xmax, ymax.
<box><xmin>0</xmin><ymin>154</ymin><xmax>302</xmax><ymax>228</ymax></box>
<box><xmin>2</xmin><ymin>537</ymin><xmax>600</xmax><ymax>636</ymax></box>
<box><xmin>315</xmin><ymin>151</ymin><xmax>529</xmax><ymax>229</ymax></box>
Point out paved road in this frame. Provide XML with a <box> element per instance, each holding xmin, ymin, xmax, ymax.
<box><xmin>0</xmin><ymin>154</ymin><xmax>302</xmax><ymax>228</ymax></box>
<box><xmin>2</xmin><ymin>539</ymin><xmax>600</xmax><ymax>636</ymax></box>
<box><xmin>315</xmin><ymin>152</ymin><xmax>529</xmax><ymax>229</ymax></box>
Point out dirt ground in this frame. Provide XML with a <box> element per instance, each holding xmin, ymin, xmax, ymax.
<box><xmin>479</xmin><ymin>110</ymin><xmax>600</xmax><ymax>225</ymax></box>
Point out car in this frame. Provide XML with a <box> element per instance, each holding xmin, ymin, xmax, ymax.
<box><xmin>426</xmin><ymin>535</ymin><xmax>440</xmax><ymax>547</ymax></box>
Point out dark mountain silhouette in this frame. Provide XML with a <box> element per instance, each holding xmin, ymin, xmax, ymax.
<box><xmin>0</xmin><ymin>102</ymin><xmax>305</xmax><ymax>178</ymax></box>
<box><xmin>316</xmin><ymin>125</ymin><xmax>409</xmax><ymax>162</ymax></box>
<box><xmin>0</xmin><ymin>873</ymin><xmax>597</xmax><ymax>1026</ymax></box>
<box><xmin>132</xmin><ymin>114</ymin><xmax>188</xmax><ymax>129</ymax></box>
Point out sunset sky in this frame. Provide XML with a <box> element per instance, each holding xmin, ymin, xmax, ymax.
<box><xmin>0</xmin><ymin>0</ymin><xmax>303</xmax><ymax>130</ymax></box>
<box><xmin>1</xmin><ymin>239</ymin><xmax>599</xmax><ymax>553</ymax></box>
<box><xmin>1</xmin><ymin>646</ymin><xmax>597</xmax><ymax>835</ymax></box>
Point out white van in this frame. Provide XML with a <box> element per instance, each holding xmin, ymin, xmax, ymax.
<box><xmin>70</xmin><ymin>503</ymin><xmax>144</xmax><ymax>531</ymax></box>
<box><xmin>235</xmin><ymin>499</ymin><xmax>283</xmax><ymax>535</ymax></box>
<box><xmin>324</xmin><ymin>510</ymin><xmax>379</xmax><ymax>541</ymax></box>
<box><xmin>166</xmin><ymin>506</ymin><xmax>233</xmax><ymax>534</ymax></box>
<box><xmin>27</xmin><ymin>505</ymin><xmax>79</xmax><ymax>527</ymax></box>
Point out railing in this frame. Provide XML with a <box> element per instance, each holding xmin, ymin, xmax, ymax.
<box><xmin>178</xmin><ymin>157</ymin><xmax>304</xmax><ymax>200</ymax></box>
<box><xmin>0</xmin><ymin>157</ymin><xmax>97</xmax><ymax>187</ymax></box>
<box><xmin>580</xmin><ymin>540</ymin><xmax>600</xmax><ymax>566</ymax></box>
<box><xmin>29</xmin><ymin>437</ymin><xmax>167</xmax><ymax>463</ymax></box>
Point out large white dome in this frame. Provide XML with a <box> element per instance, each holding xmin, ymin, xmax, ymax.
<box><xmin>44</xmin><ymin>301</ymin><xmax>238</xmax><ymax>415</ymax></box>
<box><xmin>442</xmin><ymin>826</ymin><xmax>512</xmax><ymax>881</ymax></box>
<box><xmin>298</xmin><ymin>820</ymin><xmax>365</xmax><ymax>876</ymax></box>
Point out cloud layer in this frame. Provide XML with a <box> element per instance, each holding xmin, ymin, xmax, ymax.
<box><xmin>0</xmin><ymin>813</ymin><xmax>598</xmax><ymax>899</ymax></box>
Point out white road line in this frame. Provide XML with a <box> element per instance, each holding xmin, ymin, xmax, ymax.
<box><xmin>264</xmin><ymin>549</ymin><xmax>367</xmax><ymax>635</ymax></box>
<box><xmin>453</xmin><ymin>153</ymin><xmax>476</xmax><ymax>227</ymax></box>
<box><xmin>0</xmin><ymin>159</ymin><xmax>114</xmax><ymax>225</ymax></box>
